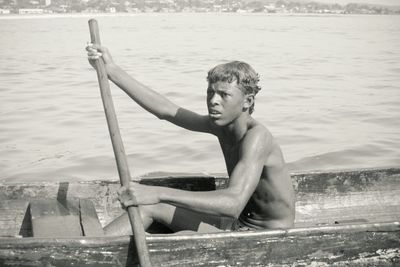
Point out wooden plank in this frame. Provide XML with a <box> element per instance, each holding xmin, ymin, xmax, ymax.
<box><xmin>292</xmin><ymin>167</ymin><xmax>400</xmax><ymax>193</ymax></box>
<box><xmin>79</xmin><ymin>199</ymin><xmax>104</xmax><ymax>237</ymax></box>
<box><xmin>295</xmin><ymin>189</ymin><xmax>400</xmax><ymax>226</ymax></box>
<box><xmin>30</xmin><ymin>199</ymin><xmax>82</xmax><ymax>237</ymax></box>
<box><xmin>0</xmin><ymin>200</ymin><xmax>29</xmax><ymax>237</ymax></box>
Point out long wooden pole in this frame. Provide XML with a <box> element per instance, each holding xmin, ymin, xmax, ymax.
<box><xmin>88</xmin><ymin>19</ymin><xmax>152</xmax><ymax>267</ymax></box>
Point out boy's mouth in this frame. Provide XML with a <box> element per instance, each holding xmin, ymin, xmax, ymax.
<box><xmin>209</xmin><ymin>110</ymin><xmax>222</xmax><ymax>119</ymax></box>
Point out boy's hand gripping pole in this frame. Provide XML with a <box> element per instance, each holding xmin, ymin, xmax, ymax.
<box><xmin>88</xmin><ymin>19</ymin><xmax>152</xmax><ymax>267</ymax></box>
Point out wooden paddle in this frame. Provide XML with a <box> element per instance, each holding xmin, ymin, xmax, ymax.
<box><xmin>88</xmin><ymin>19</ymin><xmax>152</xmax><ymax>267</ymax></box>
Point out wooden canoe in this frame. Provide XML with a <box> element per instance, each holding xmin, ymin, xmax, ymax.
<box><xmin>0</xmin><ymin>167</ymin><xmax>399</xmax><ymax>266</ymax></box>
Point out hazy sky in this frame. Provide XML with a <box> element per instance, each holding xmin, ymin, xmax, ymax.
<box><xmin>298</xmin><ymin>0</ymin><xmax>400</xmax><ymax>6</ymax></box>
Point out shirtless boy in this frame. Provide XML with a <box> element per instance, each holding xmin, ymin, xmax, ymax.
<box><xmin>87</xmin><ymin>44</ymin><xmax>295</xmax><ymax>235</ymax></box>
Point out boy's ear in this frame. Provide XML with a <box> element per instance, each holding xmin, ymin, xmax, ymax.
<box><xmin>243</xmin><ymin>94</ymin><xmax>255</xmax><ymax>111</ymax></box>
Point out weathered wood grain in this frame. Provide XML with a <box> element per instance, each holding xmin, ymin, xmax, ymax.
<box><xmin>80</xmin><ymin>198</ymin><xmax>104</xmax><ymax>237</ymax></box>
<box><xmin>30</xmin><ymin>199</ymin><xmax>82</xmax><ymax>237</ymax></box>
<box><xmin>0</xmin><ymin>167</ymin><xmax>399</xmax><ymax>266</ymax></box>
<box><xmin>0</xmin><ymin>222</ymin><xmax>398</xmax><ymax>266</ymax></box>
<box><xmin>1</xmin><ymin>167</ymin><xmax>399</xmax><ymax>236</ymax></box>
<box><xmin>0</xmin><ymin>200</ymin><xmax>29</xmax><ymax>237</ymax></box>
<box><xmin>0</xmin><ymin>176</ymin><xmax>219</xmax><ymax>236</ymax></box>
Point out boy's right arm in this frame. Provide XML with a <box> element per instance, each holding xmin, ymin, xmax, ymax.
<box><xmin>87</xmin><ymin>44</ymin><xmax>213</xmax><ymax>133</ymax></box>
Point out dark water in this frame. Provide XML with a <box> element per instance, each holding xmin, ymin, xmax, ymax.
<box><xmin>0</xmin><ymin>13</ymin><xmax>399</xmax><ymax>181</ymax></box>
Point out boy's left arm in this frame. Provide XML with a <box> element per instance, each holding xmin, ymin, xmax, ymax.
<box><xmin>119</xmin><ymin>128</ymin><xmax>272</xmax><ymax>218</ymax></box>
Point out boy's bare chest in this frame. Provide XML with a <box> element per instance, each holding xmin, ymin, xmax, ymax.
<box><xmin>220</xmin><ymin>141</ymin><xmax>240</xmax><ymax>173</ymax></box>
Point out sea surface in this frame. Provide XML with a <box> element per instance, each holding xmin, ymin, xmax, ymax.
<box><xmin>0</xmin><ymin>13</ymin><xmax>399</xmax><ymax>182</ymax></box>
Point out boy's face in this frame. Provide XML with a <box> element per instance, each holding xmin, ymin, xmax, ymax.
<box><xmin>207</xmin><ymin>81</ymin><xmax>247</xmax><ymax>126</ymax></box>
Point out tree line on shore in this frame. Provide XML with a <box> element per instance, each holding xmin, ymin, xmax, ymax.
<box><xmin>1</xmin><ymin>0</ymin><xmax>399</xmax><ymax>14</ymax></box>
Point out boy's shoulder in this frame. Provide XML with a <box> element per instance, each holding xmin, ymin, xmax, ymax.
<box><xmin>243</xmin><ymin>121</ymin><xmax>274</xmax><ymax>151</ymax></box>
<box><xmin>247</xmin><ymin>120</ymin><xmax>273</xmax><ymax>141</ymax></box>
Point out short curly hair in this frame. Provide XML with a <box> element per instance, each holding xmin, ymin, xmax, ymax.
<box><xmin>207</xmin><ymin>61</ymin><xmax>261</xmax><ymax>114</ymax></box>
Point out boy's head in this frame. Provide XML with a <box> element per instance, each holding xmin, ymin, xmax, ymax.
<box><xmin>207</xmin><ymin>61</ymin><xmax>261</xmax><ymax>114</ymax></box>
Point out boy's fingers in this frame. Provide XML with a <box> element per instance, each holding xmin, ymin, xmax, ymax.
<box><xmin>90</xmin><ymin>43</ymin><xmax>105</xmax><ymax>52</ymax></box>
<box><xmin>85</xmin><ymin>43</ymin><xmax>95</xmax><ymax>52</ymax></box>
<box><xmin>86</xmin><ymin>47</ymin><xmax>96</xmax><ymax>53</ymax></box>
<box><xmin>85</xmin><ymin>43</ymin><xmax>104</xmax><ymax>53</ymax></box>
<box><xmin>118</xmin><ymin>191</ymin><xmax>138</xmax><ymax>208</ymax></box>
<box><xmin>86</xmin><ymin>42</ymin><xmax>99</xmax><ymax>49</ymax></box>
<box><xmin>87</xmin><ymin>49</ymin><xmax>101</xmax><ymax>55</ymax></box>
<box><xmin>123</xmin><ymin>199</ymin><xmax>138</xmax><ymax>207</ymax></box>
<box><xmin>87</xmin><ymin>52</ymin><xmax>102</xmax><ymax>60</ymax></box>
<box><xmin>86</xmin><ymin>47</ymin><xmax>100</xmax><ymax>54</ymax></box>
<box><xmin>120</xmin><ymin>201</ymin><xmax>135</xmax><ymax>210</ymax></box>
<box><xmin>117</xmin><ymin>186</ymin><xmax>127</xmax><ymax>196</ymax></box>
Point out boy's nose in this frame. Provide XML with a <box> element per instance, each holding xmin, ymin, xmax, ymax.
<box><xmin>209</xmin><ymin>94</ymin><xmax>220</xmax><ymax>105</ymax></box>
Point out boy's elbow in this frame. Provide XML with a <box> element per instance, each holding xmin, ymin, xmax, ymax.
<box><xmin>155</xmin><ymin>106</ymin><xmax>178</xmax><ymax>121</ymax></box>
<box><xmin>222</xmin><ymin>196</ymin><xmax>243</xmax><ymax>219</ymax></box>
<box><xmin>232</xmin><ymin>203</ymin><xmax>244</xmax><ymax>219</ymax></box>
<box><xmin>151</xmin><ymin>108</ymin><xmax>172</xmax><ymax>120</ymax></box>
<box><xmin>155</xmin><ymin>112</ymin><xmax>167</xmax><ymax>120</ymax></box>
<box><xmin>157</xmin><ymin>112</ymin><xmax>175</xmax><ymax>122</ymax></box>
<box><xmin>225</xmin><ymin>208</ymin><xmax>241</xmax><ymax>219</ymax></box>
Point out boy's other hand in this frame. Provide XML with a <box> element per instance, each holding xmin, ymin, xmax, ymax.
<box><xmin>86</xmin><ymin>43</ymin><xmax>116</xmax><ymax>70</ymax></box>
<box><xmin>118</xmin><ymin>182</ymin><xmax>161</xmax><ymax>208</ymax></box>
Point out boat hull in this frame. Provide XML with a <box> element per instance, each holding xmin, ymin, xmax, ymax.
<box><xmin>0</xmin><ymin>222</ymin><xmax>399</xmax><ymax>266</ymax></box>
<box><xmin>0</xmin><ymin>167</ymin><xmax>399</xmax><ymax>266</ymax></box>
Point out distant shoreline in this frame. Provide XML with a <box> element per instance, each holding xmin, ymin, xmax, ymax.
<box><xmin>1</xmin><ymin>12</ymin><xmax>399</xmax><ymax>20</ymax></box>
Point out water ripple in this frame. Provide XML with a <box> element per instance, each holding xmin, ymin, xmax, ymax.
<box><xmin>1</xmin><ymin>14</ymin><xmax>399</xmax><ymax>181</ymax></box>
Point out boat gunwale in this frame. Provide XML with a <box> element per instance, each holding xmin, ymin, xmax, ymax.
<box><xmin>0</xmin><ymin>221</ymin><xmax>398</xmax><ymax>248</ymax></box>
<box><xmin>287</xmin><ymin>166</ymin><xmax>400</xmax><ymax>175</ymax></box>
<box><xmin>0</xmin><ymin>166</ymin><xmax>399</xmax><ymax>185</ymax></box>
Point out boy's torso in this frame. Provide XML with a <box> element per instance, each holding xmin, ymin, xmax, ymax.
<box><xmin>217</xmin><ymin>120</ymin><xmax>295</xmax><ymax>230</ymax></box>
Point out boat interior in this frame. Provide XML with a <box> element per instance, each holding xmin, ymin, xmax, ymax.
<box><xmin>0</xmin><ymin>167</ymin><xmax>399</xmax><ymax>238</ymax></box>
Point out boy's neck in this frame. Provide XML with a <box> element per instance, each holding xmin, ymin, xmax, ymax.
<box><xmin>222</xmin><ymin>114</ymin><xmax>253</xmax><ymax>143</ymax></box>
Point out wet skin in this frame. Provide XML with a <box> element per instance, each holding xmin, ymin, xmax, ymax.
<box><xmin>207</xmin><ymin>81</ymin><xmax>295</xmax><ymax>229</ymax></box>
<box><xmin>220</xmin><ymin>131</ymin><xmax>295</xmax><ymax>229</ymax></box>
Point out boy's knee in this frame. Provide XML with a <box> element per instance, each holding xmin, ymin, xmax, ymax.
<box><xmin>143</xmin><ymin>203</ymin><xmax>176</xmax><ymax>225</ymax></box>
<box><xmin>140</xmin><ymin>203</ymin><xmax>169</xmax><ymax>220</ymax></box>
<box><xmin>139</xmin><ymin>204</ymin><xmax>155</xmax><ymax>219</ymax></box>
